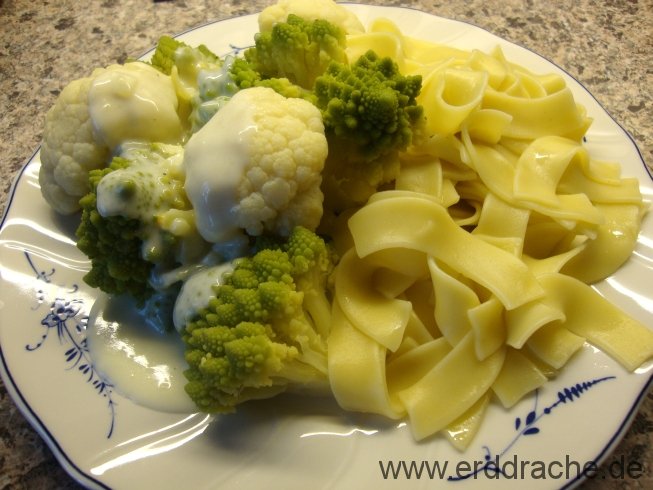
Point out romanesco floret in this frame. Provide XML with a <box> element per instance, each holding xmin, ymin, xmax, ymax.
<box><xmin>150</xmin><ymin>35</ymin><xmax>238</xmax><ymax>131</ymax></box>
<box><xmin>229</xmin><ymin>57</ymin><xmax>316</xmax><ymax>102</ymax></box>
<box><xmin>243</xmin><ymin>14</ymin><xmax>347</xmax><ymax>90</ymax></box>
<box><xmin>316</xmin><ymin>50</ymin><xmax>423</xmax><ymax>159</ymax></box>
<box><xmin>76</xmin><ymin>143</ymin><xmax>209</xmax><ymax>302</ymax></box>
<box><xmin>314</xmin><ymin>50</ymin><xmax>424</xmax><ymax>210</ymax></box>
<box><xmin>77</xmin><ymin>157</ymin><xmax>156</xmax><ymax>301</ymax></box>
<box><xmin>182</xmin><ymin>226</ymin><xmax>335</xmax><ymax>412</ymax></box>
<box><xmin>150</xmin><ymin>35</ymin><xmax>220</xmax><ymax>77</ymax></box>
<box><xmin>183</xmin><ymin>86</ymin><xmax>328</xmax><ymax>243</ymax></box>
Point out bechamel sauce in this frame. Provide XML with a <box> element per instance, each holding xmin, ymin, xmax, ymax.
<box><xmin>173</xmin><ymin>262</ymin><xmax>235</xmax><ymax>332</ymax></box>
<box><xmin>88</xmin><ymin>62</ymin><xmax>184</xmax><ymax>150</ymax></box>
<box><xmin>183</xmin><ymin>88</ymin><xmax>259</xmax><ymax>243</ymax></box>
<box><xmin>86</xmin><ymin>263</ymin><xmax>235</xmax><ymax>412</ymax></box>
<box><xmin>96</xmin><ymin>142</ymin><xmax>185</xmax><ymax>221</ymax></box>
<box><xmin>87</xmin><ymin>294</ymin><xmax>196</xmax><ymax>413</ymax></box>
<box><xmin>190</xmin><ymin>56</ymin><xmax>238</xmax><ymax>130</ymax></box>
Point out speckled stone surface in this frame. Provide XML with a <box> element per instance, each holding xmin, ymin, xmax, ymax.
<box><xmin>1</xmin><ymin>0</ymin><xmax>652</xmax><ymax>488</ymax></box>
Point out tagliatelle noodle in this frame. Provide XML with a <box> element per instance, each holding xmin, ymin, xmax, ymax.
<box><xmin>520</xmin><ymin>243</ymin><xmax>586</xmax><ymax>277</ymax></box>
<box><xmin>444</xmin><ymin>393</ymin><xmax>490</xmax><ymax>451</ymax></box>
<box><xmin>559</xmin><ymin>203</ymin><xmax>646</xmax><ymax>283</ymax></box>
<box><xmin>335</xmin><ymin>248</ymin><xmax>412</xmax><ymax>352</ymax></box>
<box><xmin>364</xmin><ymin>246</ymin><xmax>430</xmax><ymax>280</ymax></box>
<box><xmin>386</xmin><ymin>337</ymin><xmax>451</xmax><ymax>394</ymax></box>
<box><xmin>402</xmin><ymin>279</ymin><xmax>441</xmax><ymax>338</ymax></box>
<box><xmin>420</xmin><ymin>68</ymin><xmax>489</xmax><ymax>136</ymax></box>
<box><xmin>403</xmin><ymin>311</ymin><xmax>436</xmax><ymax>345</ymax></box>
<box><xmin>462</xmin><ymin>136</ymin><xmax>605</xmax><ymax>227</ymax></box>
<box><xmin>324</xmin><ymin>18</ymin><xmax>653</xmax><ymax>445</ymax></box>
<box><xmin>467</xmin><ymin>296</ymin><xmax>506</xmax><ymax>361</ymax></box>
<box><xmin>534</xmin><ymin>273</ymin><xmax>653</xmax><ymax>371</ymax></box>
<box><xmin>522</xmin><ymin>218</ymin><xmax>582</xmax><ymax>259</ymax></box>
<box><xmin>504</xmin><ymin>298</ymin><xmax>566</xmax><ymax>349</ymax></box>
<box><xmin>394</xmin><ymin>157</ymin><xmax>460</xmax><ymax>207</ymax></box>
<box><xmin>385</xmin><ymin>311</ymin><xmax>436</xmax><ymax>362</ymax></box>
<box><xmin>345</xmin><ymin>17</ymin><xmax>471</xmax><ymax>74</ymax></box>
<box><xmin>327</xmin><ymin>302</ymin><xmax>405</xmax><ymax>419</ymax></box>
<box><xmin>514</xmin><ymin>136</ymin><xmax>592</xmax><ymax>207</ymax></box>
<box><xmin>371</xmin><ymin>267</ymin><xmax>420</xmax><ymax>299</ymax></box>
<box><xmin>350</xmin><ymin>18</ymin><xmax>592</xmax><ymax>140</ymax></box>
<box><xmin>397</xmin><ymin>332</ymin><xmax>506</xmax><ymax>441</ymax></box>
<box><xmin>558</xmin><ymin>165</ymin><xmax>642</xmax><ymax>204</ymax></box>
<box><xmin>491</xmin><ymin>348</ymin><xmax>549</xmax><ymax>408</ymax></box>
<box><xmin>465</xmin><ymin>109</ymin><xmax>513</xmax><ymax>145</ymax></box>
<box><xmin>472</xmin><ymin>192</ymin><xmax>530</xmax><ymax>256</ymax></box>
<box><xmin>348</xmin><ymin>193</ymin><xmax>545</xmax><ymax>309</ymax></box>
<box><xmin>427</xmin><ymin>257</ymin><xmax>477</xmax><ymax>345</ymax></box>
<box><xmin>409</xmin><ymin>133</ymin><xmax>473</xmax><ymax>175</ymax></box>
<box><xmin>525</xmin><ymin>322</ymin><xmax>586</xmax><ymax>370</ymax></box>
<box><xmin>481</xmin><ymin>86</ymin><xmax>591</xmax><ymax>140</ymax></box>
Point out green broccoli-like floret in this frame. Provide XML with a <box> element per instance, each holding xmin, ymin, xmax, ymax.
<box><xmin>316</xmin><ymin>50</ymin><xmax>423</xmax><ymax>159</ymax></box>
<box><xmin>229</xmin><ymin>57</ymin><xmax>316</xmax><ymax>102</ymax></box>
<box><xmin>314</xmin><ymin>50</ymin><xmax>424</xmax><ymax>211</ymax></box>
<box><xmin>243</xmin><ymin>13</ymin><xmax>347</xmax><ymax>89</ymax></box>
<box><xmin>150</xmin><ymin>35</ymin><xmax>219</xmax><ymax>76</ymax></box>
<box><xmin>182</xmin><ymin>226</ymin><xmax>336</xmax><ymax>413</ymax></box>
<box><xmin>150</xmin><ymin>36</ymin><xmax>240</xmax><ymax>131</ymax></box>
<box><xmin>228</xmin><ymin>57</ymin><xmax>261</xmax><ymax>89</ymax></box>
<box><xmin>77</xmin><ymin>158</ymin><xmax>155</xmax><ymax>302</ymax></box>
<box><xmin>76</xmin><ymin>144</ymin><xmax>207</xmax><ymax>303</ymax></box>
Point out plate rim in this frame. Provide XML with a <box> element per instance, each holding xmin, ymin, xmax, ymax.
<box><xmin>1</xmin><ymin>4</ymin><xmax>652</xmax><ymax>489</ymax></box>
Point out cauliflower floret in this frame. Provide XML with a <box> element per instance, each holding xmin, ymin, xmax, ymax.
<box><xmin>39</xmin><ymin>76</ymin><xmax>110</xmax><ymax>214</ymax></box>
<box><xmin>183</xmin><ymin>86</ymin><xmax>328</xmax><ymax>242</ymax></box>
<box><xmin>258</xmin><ymin>0</ymin><xmax>364</xmax><ymax>35</ymax></box>
<box><xmin>39</xmin><ymin>62</ymin><xmax>185</xmax><ymax>214</ymax></box>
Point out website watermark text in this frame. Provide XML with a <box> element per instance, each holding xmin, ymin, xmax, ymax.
<box><xmin>378</xmin><ymin>454</ymin><xmax>644</xmax><ymax>481</ymax></box>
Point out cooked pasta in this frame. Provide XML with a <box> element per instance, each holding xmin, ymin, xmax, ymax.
<box><xmin>326</xmin><ymin>17</ymin><xmax>653</xmax><ymax>446</ymax></box>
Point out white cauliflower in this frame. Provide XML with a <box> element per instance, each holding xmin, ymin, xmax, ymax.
<box><xmin>39</xmin><ymin>75</ymin><xmax>109</xmax><ymax>214</ymax></box>
<box><xmin>258</xmin><ymin>0</ymin><xmax>365</xmax><ymax>35</ymax></box>
<box><xmin>39</xmin><ymin>62</ymin><xmax>185</xmax><ymax>214</ymax></box>
<box><xmin>183</xmin><ymin>86</ymin><xmax>328</xmax><ymax>242</ymax></box>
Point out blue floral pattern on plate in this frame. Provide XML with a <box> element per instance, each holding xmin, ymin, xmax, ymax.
<box><xmin>451</xmin><ymin>376</ymin><xmax>617</xmax><ymax>481</ymax></box>
<box><xmin>23</xmin><ymin>251</ymin><xmax>117</xmax><ymax>438</ymax></box>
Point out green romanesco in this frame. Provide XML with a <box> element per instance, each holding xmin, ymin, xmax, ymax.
<box><xmin>77</xmin><ymin>158</ymin><xmax>154</xmax><ymax>301</ymax></box>
<box><xmin>229</xmin><ymin>57</ymin><xmax>315</xmax><ymax>102</ymax></box>
<box><xmin>314</xmin><ymin>50</ymin><xmax>425</xmax><ymax>211</ymax></box>
<box><xmin>182</xmin><ymin>226</ymin><xmax>335</xmax><ymax>412</ymax></box>
<box><xmin>150</xmin><ymin>35</ymin><xmax>220</xmax><ymax>77</ymax></box>
<box><xmin>150</xmin><ymin>35</ymin><xmax>239</xmax><ymax>131</ymax></box>
<box><xmin>76</xmin><ymin>143</ymin><xmax>209</xmax><ymax>303</ymax></box>
<box><xmin>243</xmin><ymin>14</ymin><xmax>347</xmax><ymax>90</ymax></box>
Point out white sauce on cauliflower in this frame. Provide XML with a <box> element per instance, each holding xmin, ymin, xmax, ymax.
<box><xmin>183</xmin><ymin>86</ymin><xmax>327</xmax><ymax>242</ymax></box>
<box><xmin>183</xmin><ymin>90</ymin><xmax>258</xmax><ymax>243</ymax></box>
<box><xmin>88</xmin><ymin>62</ymin><xmax>184</xmax><ymax>150</ymax></box>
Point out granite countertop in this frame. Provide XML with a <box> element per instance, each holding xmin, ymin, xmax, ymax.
<box><xmin>1</xmin><ymin>0</ymin><xmax>652</xmax><ymax>488</ymax></box>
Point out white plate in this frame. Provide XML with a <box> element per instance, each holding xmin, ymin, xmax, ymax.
<box><xmin>1</xmin><ymin>5</ymin><xmax>652</xmax><ymax>489</ymax></box>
